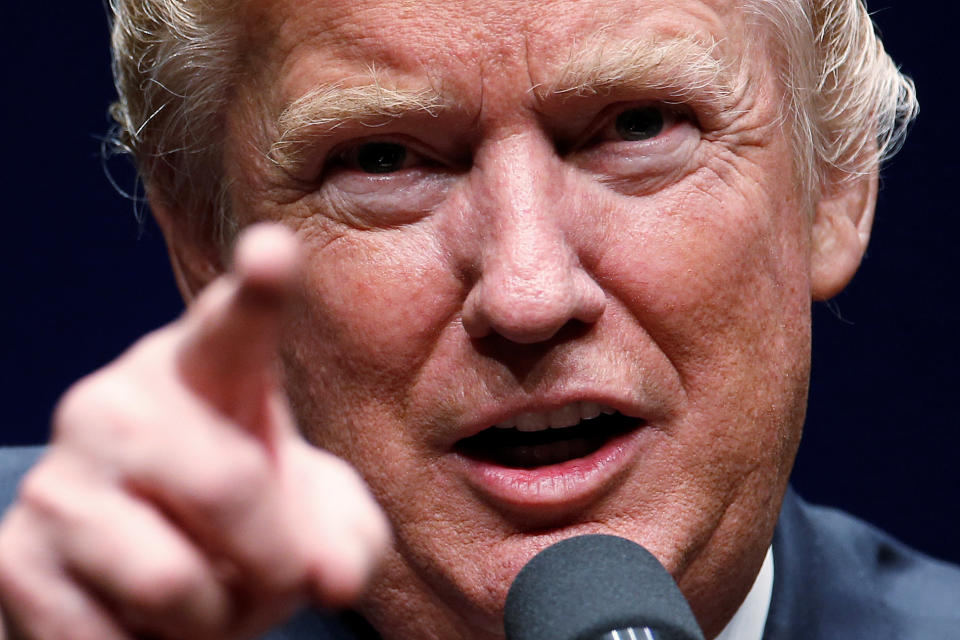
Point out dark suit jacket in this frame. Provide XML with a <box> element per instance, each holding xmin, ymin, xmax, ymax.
<box><xmin>763</xmin><ymin>487</ymin><xmax>960</xmax><ymax>638</ymax></box>
<box><xmin>1</xmin><ymin>447</ymin><xmax>958</xmax><ymax>639</ymax></box>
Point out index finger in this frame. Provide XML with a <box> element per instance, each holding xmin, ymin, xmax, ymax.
<box><xmin>175</xmin><ymin>223</ymin><xmax>300</xmax><ymax>435</ymax></box>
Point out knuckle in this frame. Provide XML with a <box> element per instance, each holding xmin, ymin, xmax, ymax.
<box><xmin>52</xmin><ymin>375</ymin><xmax>143</xmax><ymax>446</ymax></box>
<box><xmin>52</xmin><ymin>328</ymin><xmax>179</xmax><ymax>448</ymax></box>
<box><xmin>189</xmin><ymin>444</ymin><xmax>271</xmax><ymax>516</ymax></box>
<box><xmin>16</xmin><ymin>461</ymin><xmax>79</xmax><ymax>523</ymax></box>
<box><xmin>124</xmin><ymin>558</ymin><xmax>205</xmax><ymax>614</ymax></box>
<box><xmin>52</xmin><ymin>376</ymin><xmax>106</xmax><ymax>437</ymax></box>
<box><xmin>13</xmin><ymin>460</ymin><xmax>113</xmax><ymax>541</ymax></box>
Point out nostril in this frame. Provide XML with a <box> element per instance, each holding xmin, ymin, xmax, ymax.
<box><xmin>461</xmin><ymin>307</ymin><xmax>568</xmax><ymax>343</ymax></box>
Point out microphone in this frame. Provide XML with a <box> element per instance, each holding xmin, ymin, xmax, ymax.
<box><xmin>504</xmin><ymin>534</ymin><xmax>705</xmax><ymax>640</ymax></box>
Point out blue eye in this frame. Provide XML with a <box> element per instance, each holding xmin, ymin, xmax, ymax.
<box><xmin>614</xmin><ymin>107</ymin><xmax>665</xmax><ymax>141</ymax></box>
<box><xmin>354</xmin><ymin>142</ymin><xmax>408</xmax><ymax>173</ymax></box>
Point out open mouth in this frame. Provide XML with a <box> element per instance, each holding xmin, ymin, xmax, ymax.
<box><xmin>456</xmin><ymin>407</ymin><xmax>642</xmax><ymax>469</ymax></box>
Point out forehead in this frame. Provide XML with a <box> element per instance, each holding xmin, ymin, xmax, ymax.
<box><xmin>242</xmin><ymin>0</ymin><xmax>757</xmax><ymax>107</ymax></box>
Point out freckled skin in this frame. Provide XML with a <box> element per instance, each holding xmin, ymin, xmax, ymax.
<box><xmin>215</xmin><ymin>0</ymin><xmax>830</xmax><ymax>637</ymax></box>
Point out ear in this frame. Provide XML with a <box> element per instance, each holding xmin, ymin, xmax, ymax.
<box><xmin>809</xmin><ymin>168</ymin><xmax>878</xmax><ymax>300</ymax></box>
<box><xmin>149</xmin><ymin>191</ymin><xmax>227</xmax><ymax>304</ymax></box>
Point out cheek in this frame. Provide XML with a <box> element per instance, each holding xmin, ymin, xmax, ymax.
<box><xmin>595</xmin><ymin>167</ymin><xmax>813</xmax><ymax>453</ymax></box>
<box><xmin>277</xmin><ymin>226</ymin><xmax>459</xmax><ymax>447</ymax></box>
<box><xmin>599</xmin><ymin>163</ymin><xmax>811</xmax><ymax>357</ymax></box>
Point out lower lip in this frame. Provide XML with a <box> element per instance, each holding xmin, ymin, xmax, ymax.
<box><xmin>453</xmin><ymin>426</ymin><xmax>644</xmax><ymax>512</ymax></box>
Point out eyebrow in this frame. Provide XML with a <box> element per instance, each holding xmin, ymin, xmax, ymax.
<box><xmin>269</xmin><ymin>34</ymin><xmax>740</xmax><ymax>171</ymax></box>
<box><xmin>270</xmin><ymin>79</ymin><xmax>446</xmax><ymax>170</ymax></box>
<box><xmin>537</xmin><ymin>33</ymin><xmax>741</xmax><ymax>111</ymax></box>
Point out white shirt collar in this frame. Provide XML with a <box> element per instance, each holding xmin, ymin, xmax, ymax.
<box><xmin>714</xmin><ymin>546</ymin><xmax>774</xmax><ymax>640</ymax></box>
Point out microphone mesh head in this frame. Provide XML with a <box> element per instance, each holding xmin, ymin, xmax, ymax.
<box><xmin>504</xmin><ymin>535</ymin><xmax>705</xmax><ymax>640</ymax></box>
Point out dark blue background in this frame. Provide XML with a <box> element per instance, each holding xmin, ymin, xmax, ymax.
<box><xmin>3</xmin><ymin>3</ymin><xmax>958</xmax><ymax>565</ymax></box>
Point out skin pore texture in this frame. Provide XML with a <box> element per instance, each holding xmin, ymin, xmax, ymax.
<box><xmin>158</xmin><ymin>0</ymin><xmax>873</xmax><ymax>638</ymax></box>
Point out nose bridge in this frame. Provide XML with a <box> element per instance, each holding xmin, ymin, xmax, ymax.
<box><xmin>481</xmin><ymin>134</ymin><xmax>567</xmax><ymax>278</ymax></box>
<box><xmin>461</xmin><ymin>132</ymin><xmax>606</xmax><ymax>343</ymax></box>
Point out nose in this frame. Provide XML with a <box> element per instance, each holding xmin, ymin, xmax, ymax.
<box><xmin>460</xmin><ymin>135</ymin><xmax>606</xmax><ymax>344</ymax></box>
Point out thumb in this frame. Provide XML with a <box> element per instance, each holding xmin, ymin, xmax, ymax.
<box><xmin>282</xmin><ymin>439</ymin><xmax>391</xmax><ymax>607</ymax></box>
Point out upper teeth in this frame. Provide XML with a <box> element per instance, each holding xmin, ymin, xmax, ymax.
<box><xmin>494</xmin><ymin>402</ymin><xmax>616</xmax><ymax>432</ymax></box>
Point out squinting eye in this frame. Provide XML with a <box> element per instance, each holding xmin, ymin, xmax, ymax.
<box><xmin>354</xmin><ymin>142</ymin><xmax>408</xmax><ymax>173</ymax></box>
<box><xmin>614</xmin><ymin>107</ymin><xmax>665</xmax><ymax>141</ymax></box>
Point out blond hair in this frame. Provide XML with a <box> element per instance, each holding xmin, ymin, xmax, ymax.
<box><xmin>745</xmin><ymin>0</ymin><xmax>918</xmax><ymax>194</ymax></box>
<box><xmin>109</xmin><ymin>0</ymin><xmax>238</xmax><ymax>240</ymax></box>
<box><xmin>107</xmin><ymin>0</ymin><xmax>918</xmax><ymax>237</ymax></box>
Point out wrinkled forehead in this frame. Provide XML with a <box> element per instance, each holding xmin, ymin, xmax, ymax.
<box><xmin>240</xmin><ymin>0</ymin><xmax>762</xmax><ymax>109</ymax></box>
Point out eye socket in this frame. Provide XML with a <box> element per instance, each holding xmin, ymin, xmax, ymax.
<box><xmin>331</xmin><ymin>141</ymin><xmax>416</xmax><ymax>175</ymax></box>
<box><xmin>357</xmin><ymin>142</ymin><xmax>407</xmax><ymax>173</ymax></box>
<box><xmin>572</xmin><ymin>103</ymin><xmax>686</xmax><ymax>153</ymax></box>
<box><xmin>614</xmin><ymin>106</ymin><xmax>666</xmax><ymax>141</ymax></box>
<box><xmin>569</xmin><ymin>102</ymin><xmax>699</xmax><ymax>195</ymax></box>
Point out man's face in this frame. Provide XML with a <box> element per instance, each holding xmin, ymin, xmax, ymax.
<box><xmin>223</xmin><ymin>0</ymin><xmax>815</xmax><ymax>636</ymax></box>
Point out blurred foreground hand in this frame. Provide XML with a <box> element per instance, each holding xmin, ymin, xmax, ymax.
<box><xmin>0</xmin><ymin>224</ymin><xmax>390</xmax><ymax>640</ymax></box>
